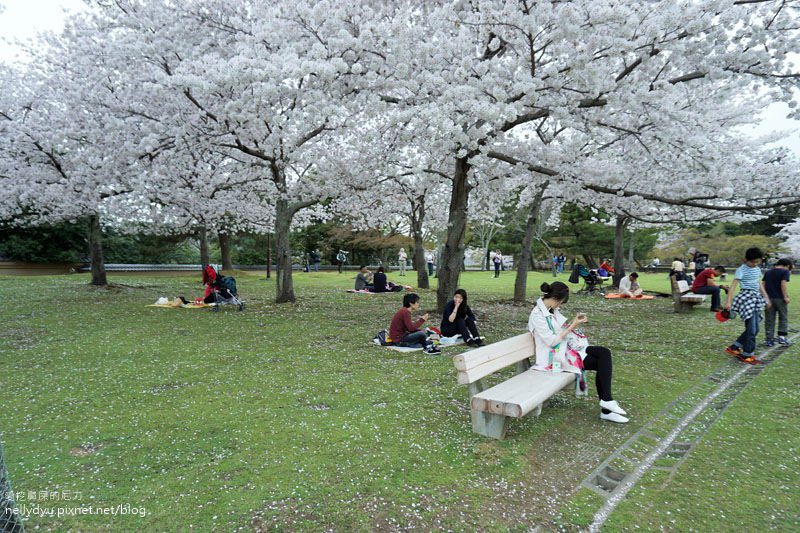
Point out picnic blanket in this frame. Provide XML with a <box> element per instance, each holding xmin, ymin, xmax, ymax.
<box><xmin>383</xmin><ymin>335</ymin><xmax>464</xmax><ymax>352</ymax></box>
<box><xmin>346</xmin><ymin>289</ymin><xmax>387</xmax><ymax>294</ymax></box>
<box><xmin>347</xmin><ymin>286</ymin><xmax>413</xmax><ymax>294</ymax></box>
<box><xmin>147</xmin><ymin>302</ymin><xmax>215</xmax><ymax>308</ymax></box>
<box><xmin>604</xmin><ymin>293</ymin><xmax>655</xmax><ymax>300</ymax></box>
<box><xmin>386</xmin><ymin>345</ymin><xmax>424</xmax><ymax>352</ymax></box>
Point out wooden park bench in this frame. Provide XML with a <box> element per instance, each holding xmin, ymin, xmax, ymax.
<box><xmin>452</xmin><ymin>333</ymin><xmax>575</xmax><ymax>440</ymax></box>
<box><xmin>670</xmin><ymin>275</ymin><xmax>707</xmax><ymax>313</ymax></box>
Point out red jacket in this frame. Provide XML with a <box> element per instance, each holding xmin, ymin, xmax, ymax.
<box><xmin>389</xmin><ymin>307</ymin><xmax>424</xmax><ymax>341</ymax></box>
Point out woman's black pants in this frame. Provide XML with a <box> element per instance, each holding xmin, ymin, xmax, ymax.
<box><xmin>582</xmin><ymin>346</ymin><xmax>613</xmax><ymax>402</ymax></box>
<box><xmin>440</xmin><ymin>316</ymin><xmax>480</xmax><ymax>341</ymax></box>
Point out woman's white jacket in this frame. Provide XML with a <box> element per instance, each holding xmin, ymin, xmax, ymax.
<box><xmin>527</xmin><ymin>298</ymin><xmax>583</xmax><ymax>374</ymax></box>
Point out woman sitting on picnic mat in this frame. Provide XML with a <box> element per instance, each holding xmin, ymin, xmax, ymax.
<box><xmin>440</xmin><ymin>289</ymin><xmax>484</xmax><ymax>346</ymax></box>
<box><xmin>371</xmin><ymin>266</ymin><xmax>405</xmax><ymax>293</ymax></box>
<box><xmin>528</xmin><ymin>281</ymin><xmax>630</xmax><ymax>424</ymax></box>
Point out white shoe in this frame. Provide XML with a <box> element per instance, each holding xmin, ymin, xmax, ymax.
<box><xmin>599</xmin><ymin>400</ymin><xmax>627</xmax><ymax>416</ymax></box>
<box><xmin>600</xmin><ymin>411</ymin><xmax>629</xmax><ymax>424</ymax></box>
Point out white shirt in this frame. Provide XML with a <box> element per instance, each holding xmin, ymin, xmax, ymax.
<box><xmin>527</xmin><ymin>298</ymin><xmax>584</xmax><ymax>374</ymax></box>
<box><xmin>426</xmin><ymin>252</ymin><xmax>433</xmax><ymax>263</ymax></box>
<box><xmin>619</xmin><ymin>276</ymin><xmax>640</xmax><ymax>295</ymax></box>
<box><xmin>398</xmin><ymin>250</ymin><xmax>407</xmax><ymax>260</ymax></box>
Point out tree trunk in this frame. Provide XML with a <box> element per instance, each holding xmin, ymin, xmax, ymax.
<box><xmin>266</xmin><ymin>233</ymin><xmax>271</xmax><ymax>279</ymax></box>
<box><xmin>199</xmin><ymin>225</ymin><xmax>210</xmax><ymax>267</ymax></box>
<box><xmin>87</xmin><ymin>214</ymin><xmax>107</xmax><ymax>286</ymax></box>
<box><xmin>628</xmin><ymin>229</ymin><xmax>635</xmax><ymax>273</ymax></box>
<box><xmin>514</xmin><ymin>185</ymin><xmax>546</xmax><ymax>303</ymax></box>
<box><xmin>485</xmin><ymin>248</ymin><xmax>491</xmax><ymax>271</ymax></box>
<box><xmin>436</xmin><ymin>157</ymin><xmax>471</xmax><ymax>313</ymax></box>
<box><xmin>409</xmin><ymin>197</ymin><xmax>430</xmax><ymax>289</ymax></box>
<box><xmin>612</xmin><ymin>214</ymin><xmax>627</xmax><ymax>287</ymax></box>
<box><xmin>274</xmin><ymin>199</ymin><xmax>295</xmax><ymax>303</ymax></box>
<box><xmin>219</xmin><ymin>231</ymin><xmax>233</xmax><ymax>271</ymax></box>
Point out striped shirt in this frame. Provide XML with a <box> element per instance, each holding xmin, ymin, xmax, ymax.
<box><xmin>734</xmin><ymin>264</ymin><xmax>762</xmax><ymax>291</ymax></box>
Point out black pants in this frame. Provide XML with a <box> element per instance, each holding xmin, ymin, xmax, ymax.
<box><xmin>399</xmin><ymin>331</ymin><xmax>432</xmax><ymax>349</ymax></box>
<box><xmin>441</xmin><ymin>316</ymin><xmax>480</xmax><ymax>342</ymax></box>
<box><xmin>494</xmin><ymin>263</ymin><xmax>500</xmax><ymax>277</ymax></box>
<box><xmin>582</xmin><ymin>346</ymin><xmax>613</xmax><ymax>403</ymax></box>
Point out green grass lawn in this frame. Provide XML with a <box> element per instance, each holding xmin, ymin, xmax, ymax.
<box><xmin>1</xmin><ymin>269</ymin><xmax>797</xmax><ymax>531</ymax></box>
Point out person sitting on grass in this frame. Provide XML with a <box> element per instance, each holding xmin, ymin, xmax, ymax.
<box><xmin>723</xmin><ymin>247</ymin><xmax>771</xmax><ymax>364</ymax></box>
<box><xmin>354</xmin><ymin>265</ymin><xmax>374</xmax><ymax>291</ymax></box>
<box><xmin>440</xmin><ymin>289</ymin><xmax>484</xmax><ymax>346</ymax></box>
<box><xmin>691</xmin><ymin>265</ymin><xmax>728</xmax><ymax>312</ymax></box>
<box><xmin>371</xmin><ymin>266</ymin><xmax>406</xmax><ymax>293</ymax></box>
<box><xmin>528</xmin><ymin>281</ymin><xmax>629</xmax><ymax>424</ymax></box>
<box><xmin>389</xmin><ymin>293</ymin><xmax>440</xmax><ymax>354</ymax></box>
<box><xmin>618</xmin><ymin>272</ymin><xmax>643</xmax><ymax>298</ymax></box>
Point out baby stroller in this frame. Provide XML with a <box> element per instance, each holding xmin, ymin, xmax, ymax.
<box><xmin>568</xmin><ymin>264</ymin><xmax>606</xmax><ymax>295</ymax></box>
<box><xmin>203</xmin><ymin>265</ymin><xmax>245</xmax><ymax>311</ymax></box>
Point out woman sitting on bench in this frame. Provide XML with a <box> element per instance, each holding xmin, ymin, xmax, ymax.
<box><xmin>528</xmin><ymin>281</ymin><xmax>630</xmax><ymax>424</ymax></box>
<box><xmin>440</xmin><ymin>289</ymin><xmax>484</xmax><ymax>346</ymax></box>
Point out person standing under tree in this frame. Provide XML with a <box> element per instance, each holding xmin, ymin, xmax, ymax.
<box><xmin>336</xmin><ymin>250</ymin><xmax>348</xmax><ymax>274</ymax></box>
<box><xmin>426</xmin><ymin>251</ymin><xmax>435</xmax><ymax>277</ymax></box>
<box><xmin>310</xmin><ymin>249</ymin><xmax>321</xmax><ymax>272</ymax></box>
<box><xmin>493</xmin><ymin>250</ymin><xmax>502</xmax><ymax>278</ymax></box>
<box><xmin>398</xmin><ymin>247</ymin><xmax>407</xmax><ymax>276</ymax></box>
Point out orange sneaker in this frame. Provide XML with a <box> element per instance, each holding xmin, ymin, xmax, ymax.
<box><xmin>736</xmin><ymin>354</ymin><xmax>764</xmax><ymax>365</ymax></box>
<box><xmin>725</xmin><ymin>346</ymin><xmax>742</xmax><ymax>357</ymax></box>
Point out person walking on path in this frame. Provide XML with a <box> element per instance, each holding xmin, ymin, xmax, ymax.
<box><xmin>398</xmin><ymin>247</ymin><xmax>407</xmax><ymax>276</ymax></box>
<box><xmin>762</xmin><ymin>258</ymin><xmax>793</xmax><ymax>347</ymax></box>
<box><xmin>723</xmin><ymin>247</ymin><xmax>772</xmax><ymax>364</ymax></box>
<box><xmin>528</xmin><ymin>281</ymin><xmax>630</xmax><ymax>423</ymax></box>
<box><xmin>691</xmin><ymin>266</ymin><xmax>728</xmax><ymax>311</ymax></box>
<box><xmin>493</xmin><ymin>250</ymin><xmax>503</xmax><ymax>278</ymax></box>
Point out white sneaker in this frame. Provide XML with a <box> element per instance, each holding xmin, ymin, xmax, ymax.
<box><xmin>600</xmin><ymin>411</ymin><xmax>629</xmax><ymax>424</ymax></box>
<box><xmin>599</xmin><ymin>400</ymin><xmax>627</xmax><ymax>416</ymax></box>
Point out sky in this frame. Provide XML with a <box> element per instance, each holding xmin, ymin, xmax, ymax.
<box><xmin>1</xmin><ymin>0</ymin><xmax>799</xmax><ymax>157</ymax></box>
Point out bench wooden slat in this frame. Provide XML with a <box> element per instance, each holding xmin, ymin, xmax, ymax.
<box><xmin>456</xmin><ymin>344</ymin><xmax>535</xmax><ymax>384</ymax></box>
<box><xmin>452</xmin><ymin>333</ymin><xmax>532</xmax><ymax>371</ymax></box>
<box><xmin>676</xmin><ymin>279</ymin><xmax>707</xmax><ymax>302</ymax></box>
<box><xmin>471</xmin><ymin>370</ymin><xmax>574</xmax><ymax>417</ymax></box>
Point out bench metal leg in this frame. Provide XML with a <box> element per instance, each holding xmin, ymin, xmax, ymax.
<box><xmin>472</xmin><ymin>410</ymin><xmax>509</xmax><ymax>440</ymax></box>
